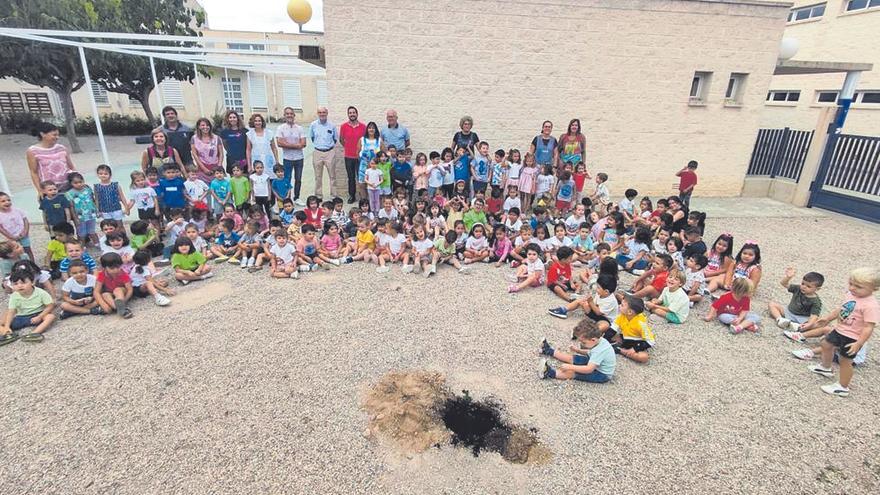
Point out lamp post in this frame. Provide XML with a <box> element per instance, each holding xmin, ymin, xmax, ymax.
<box><xmin>287</xmin><ymin>0</ymin><xmax>313</xmax><ymax>31</ymax></box>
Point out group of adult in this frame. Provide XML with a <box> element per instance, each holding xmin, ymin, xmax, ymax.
<box><xmin>25</xmin><ymin>105</ymin><xmax>590</xmax><ymax>207</ymax></box>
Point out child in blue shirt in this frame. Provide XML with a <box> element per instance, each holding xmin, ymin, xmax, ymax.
<box><xmin>270</xmin><ymin>165</ymin><xmax>291</xmax><ymax>212</ymax></box>
<box><xmin>453</xmin><ymin>147</ymin><xmax>471</xmax><ymax>194</ymax></box>
<box><xmin>156</xmin><ymin>165</ymin><xmax>186</xmax><ymax>217</ymax></box>
<box><xmin>209</xmin><ymin>167</ymin><xmax>231</xmax><ymax>218</ymax></box>
<box><xmin>539</xmin><ymin>318</ymin><xmax>616</xmax><ymax>383</ymax></box>
<box><xmin>471</xmin><ymin>141</ymin><xmax>491</xmax><ymax>194</ymax></box>
<box><xmin>210</xmin><ymin>218</ymin><xmax>242</xmax><ymax>262</ymax></box>
<box><xmin>278</xmin><ymin>199</ymin><xmax>296</xmax><ymax>226</ymax></box>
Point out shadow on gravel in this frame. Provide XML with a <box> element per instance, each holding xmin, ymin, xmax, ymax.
<box><xmin>363</xmin><ymin>371</ymin><xmax>550</xmax><ymax>464</ymax></box>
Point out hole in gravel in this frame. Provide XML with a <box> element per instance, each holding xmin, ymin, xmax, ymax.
<box><xmin>364</xmin><ymin>372</ymin><xmax>550</xmax><ymax>464</ymax></box>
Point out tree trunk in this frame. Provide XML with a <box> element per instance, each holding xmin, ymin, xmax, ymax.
<box><xmin>139</xmin><ymin>87</ymin><xmax>157</xmax><ymax>127</ymax></box>
<box><xmin>59</xmin><ymin>86</ymin><xmax>82</xmax><ymax>153</ymax></box>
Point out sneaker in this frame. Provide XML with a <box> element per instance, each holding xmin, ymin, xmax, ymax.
<box><xmin>200</xmin><ymin>272</ymin><xmax>215</xmax><ymax>280</ymax></box>
<box><xmin>329</xmin><ymin>258</ymin><xmax>341</xmax><ymax>266</ymax></box>
<box><xmin>547</xmin><ymin>307</ymin><xmax>569</xmax><ymax>319</ymax></box>
<box><xmin>299</xmin><ymin>265</ymin><xmax>311</xmax><ymax>272</ymax></box>
<box><xmin>154</xmin><ymin>258</ymin><xmax>171</xmax><ymax>267</ymax></box>
<box><xmin>401</xmin><ymin>265</ymin><xmax>413</xmax><ymax>274</ymax></box>
<box><xmin>808</xmin><ymin>364</ymin><xmax>834</xmax><ymax>378</ymax></box>
<box><xmin>179</xmin><ymin>279</ymin><xmax>190</xmax><ymax>286</ymax></box>
<box><xmin>228</xmin><ymin>257</ymin><xmax>240</xmax><ymax>265</ymax></box>
<box><xmin>539</xmin><ymin>338</ymin><xmax>553</xmax><ymax>356</ymax></box>
<box><xmin>291</xmin><ymin>270</ymin><xmax>300</xmax><ymax>280</ymax></box>
<box><xmin>60</xmin><ymin>310</ymin><xmax>76</xmax><ymax>320</ymax></box>
<box><xmin>728</xmin><ymin>324</ymin><xmax>743</xmax><ymax>335</ymax></box>
<box><xmin>482</xmin><ymin>258</ymin><xmax>490</xmax><ymax>263</ymax></box>
<box><xmin>247</xmin><ymin>265</ymin><xmax>263</xmax><ymax>273</ymax></box>
<box><xmin>820</xmin><ymin>382</ymin><xmax>850</xmax><ymax>397</ymax></box>
<box><xmin>154</xmin><ymin>294</ymin><xmax>171</xmax><ymax>306</ymax></box>
<box><xmin>376</xmin><ymin>266</ymin><xmax>390</xmax><ymax>273</ymax></box>
<box><xmin>214</xmin><ymin>255</ymin><xmax>229</xmax><ymax>263</ymax></box>
<box><xmin>89</xmin><ymin>306</ymin><xmax>106</xmax><ymax>315</ymax></box>
<box><xmin>240</xmin><ymin>257</ymin><xmax>249</xmax><ymax>268</ymax></box>
<box><xmin>458</xmin><ymin>266</ymin><xmax>470</xmax><ymax>274</ymax></box>
<box><xmin>789</xmin><ymin>321</ymin><xmax>802</xmax><ymax>332</ymax></box>
<box><xmin>422</xmin><ymin>267</ymin><xmax>431</xmax><ymax>278</ymax></box>
<box><xmin>776</xmin><ymin>317</ymin><xmax>791</xmax><ymax>329</ymax></box>
<box><xmin>791</xmin><ymin>348</ymin><xmax>815</xmax><ymax>360</ymax></box>
<box><xmin>343</xmin><ymin>256</ymin><xmax>354</xmax><ymax>264</ymax></box>
<box><xmin>506</xmin><ymin>274</ymin><xmax>519</xmax><ymax>283</ymax></box>
<box><xmin>538</xmin><ymin>358</ymin><xmax>551</xmax><ymax>379</ymax></box>
<box><xmin>247</xmin><ymin>257</ymin><xmax>256</xmax><ymax>267</ymax></box>
<box><xmin>631</xmin><ymin>269</ymin><xmax>645</xmax><ymax>276</ymax></box>
<box><xmin>294</xmin><ymin>198</ymin><xmax>306</xmax><ymax>207</ymax></box>
<box><xmin>121</xmin><ymin>308</ymin><xmax>134</xmax><ymax>319</ymax></box>
<box><xmin>783</xmin><ymin>330</ymin><xmax>806</xmax><ymax>343</ymax></box>
<box><xmin>508</xmin><ymin>284</ymin><xmax>520</xmax><ymax>293</ymax></box>
<box><xmin>430</xmin><ymin>263</ymin><xmax>437</xmax><ymax>274</ymax></box>
<box><xmin>510</xmin><ymin>261</ymin><xmax>521</xmax><ymax>268</ymax></box>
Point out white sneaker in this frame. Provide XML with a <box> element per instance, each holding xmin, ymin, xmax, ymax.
<box><xmin>299</xmin><ymin>264</ymin><xmax>311</xmax><ymax>272</ymax></box>
<box><xmin>247</xmin><ymin>257</ymin><xmax>256</xmax><ymax>267</ymax></box>
<box><xmin>401</xmin><ymin>265</ymin><xmax>413</xmax><ymax>274</ymax></box>
<box><xmin>240</xmin><ymin>257</ymin><xmax>248</xmax><ymax>268</ymax></box>
<box><xmin>783</xmin><ymin>330</ymin><xmax>806</xmax><ymax>343</ymax></box>
<box><xmin>776</xmin><ymin>317</ymin><xmax>791</xmax><ymax>329</ymax></box>
<box><xmin>808</xmin><ymin>364</ymin><xmax>833</xmax><ymax>378</ymax></box>
<box><xmin>631</xmin><ymin>269</ymin><xmax>645</xmax><ymax>276</ymax></box>
<box><xmin>329</xmin><ymin>258</ymin><xmax>341</xmax><ymax>266</ymax></box>
<box><xmin>291</xmin><ymin>270</ymin><xmax>300</xmax><ymax>279</ymax></box>
<box><xmin>430</xmin><ymin>264</ymin><xmax>437</xmax><ymax>274</ymax></box>
<box><xmin>788</xmin><ymin>321</ymin><xmax>801</xmax><ymax>332</ymax></box>
<box><xmin>459</xmin><ymin>266</ymin><xmax>470</xmax><ymax>274</ymax></box>
<box><xmin>821</xmin><ymin>382</ymin><xmax>850</xmax><ymax>397</ymax></box>
<box><xmin>422</xmin><ymin>267</ymin><xmax>431</xmax><ymax>278</ymax></box>
<box><xmin>154</xmin><ymin>294</ymin><xmax>171</xmax><ymax>306</ymax></box>
<box><xmin>199</xmin><ymin>272</ymin><xmax>214</xmax><ymax>280</ymax></box>
<box><xmin>376</xmin><ymin>266</ymin><xmax>390</xmax><ymax>273</ymax></box>
<box><xmin>791</xmin><ymin>348</ymin><xmax>815</xmax><ymax>360</ymax></box>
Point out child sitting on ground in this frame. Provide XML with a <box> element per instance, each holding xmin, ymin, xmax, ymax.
<box><xmin>545</xmin><ymin>246</ymin><xmax>587</xmax><ymax>302</ymax></box>
<box><xmin>770</xmin><ymin>267</ymin><xmax>823</xmax><ymax>333</ymax></box>
<box><xmin>60</xmin><ymin>239</ymin><xmax>97</xmax><ymax>281</ymax></box>
<box><xmin>432</xmin><ymin>230</ymin><xmax>469</xmax><ymax>274</ymax></box>
<box><xmin>547</xmin><ymin>274</ymin><xmax>619</xmax><ymax>338</ymax></box>
<box><xmin>46</xmin><ymin>222</ymin><xmax>74</xmax><ymax>279</ymax></box>
<box><xmin>612</xmin><ymin>295</ymin><xmax>655</xmax><ymax>363</ymax></box>
<box><xmin>703</xmin><ymin>278</ymin><xmax>760</xmax><ymax>334</ymax></box>
<box><xmin>210</xmin><ymin>219</ymin><xmax>241</xmax><ymax>262</ymax></box>
<box><xmin>684</xmin><ymin>254</ymin><xmax>708</xmax><ymax>303</ymax></box>
<box><xmin>171</xmin><ymin>237</ymin><xmax>213</xmax><ymax>285</ymax></box>
<box><xmin>0</xmin><ymin>265</ymin><xmax>56</xmax><ymax>344</ymax></box>
<box><xmin>94</xmin><ymin>253</ymin><xmax>134</xmax><ymax>319</ymax></box>
<box><xmin>129</xmin><ymin>250</ymin><xmax>172</xmax><ymax>306</ymax></box>
<box><xmin>59</xmin><ymin>260</ymin><xmax>102</xmax><ymax>318</ymax></box>
<box><xmin>269</xmin><ymin>232</ymin><xmax>300</xmax><ymax>279</ymax></box>
<box><xmin>803</xmin><ymin>267</ymin><xmax>879</xmax><ymax>397</ymax></box>
<box><xmin>508</xmin><ymin>244</ymin><xmax>545</xmax><ymax>293</ymax></box>
<box><xmin>629</xmin><ymin>254</ymin><xmax>673</xmax><ymax>300</ymax></box>
<box><xmin>646</xmin><ymin>270</ymin><xmax>690</xmax><ymax>324</ymax></box>
<box><xmin>539</xmin><ymin>318</ymin><xmax>615</xmax><ymax>383</ymax></box>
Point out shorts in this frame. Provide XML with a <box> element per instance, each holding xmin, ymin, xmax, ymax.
<box><xmin>380</xmin><ymin>187</ymin><xmax>392</xmax><ymax>196</ymax></box>
<box><xmin>602</xmin><ymin>327</ymin><xmax>618</xmax><ymax>342</ymax></box>
<box><xmin>473</xmin><ymin>180</ymin><xmax>488</xmax><ymax>193</ymax></box>
<box><xmin>10</xmin><ymin>312</ymin><xmax>42</xmax><ymax>330</ymax></box>
<box><xmin>620</xmin><ymin>339</ymin><xmax>652</xmax><ymax>353</ymax></box>
<box><xmin>571</xmin><ymin>355</ymin><xmax>611</xmax><ymax>383</ymax></box>
<box><xmin>585</xmin><ymin>310</ymin><xmax>610</xmax><ymax>325</ymax></box>
<box><xmin>548</xmin><ymin>281</ymin><xmax>574</xmax><ymax>293</ymax></box>
<box><xmin>138</xmin><ymin>208</ymin><xmax>158</xmax><ymax>221</ymax></box>
<box><xmin>100</xmin><ymin>210</ymin><xmax>125</xmax><ymax>221</ymax></box>
<box><xmin>555</xmin><ymin>200</ymin><xmax>571</xmax><ymax>212</ymax></box>
<box><xmin>417</xmin><ymin>254</ymin><xmax>431</xmax><ymax>264</ymax></box>
<box><xmin>77</xmin><ymin>219</ymin><xmax>96</xmax><ymax>237</ymax></box>
<box><xmin>783</xmin><ymin>307</ymin><xmax>810</xmax><ymax>324</ymax></box>
<box><xmin>133</xmin><ymin>285</ymin><xmax>151</xmax><ymax>298</ymax></box>
<box><xmin>718</xmin><ymin>312</ymin><xmax>761</xmax><ymax>326</ymax></box>
<box><xmin>825</xmin><ymin>329</ymin><xmax>858</xmax><ymax>360</ymax></box>
<box><xmin>666</xmin><ymin>312</ymin><xmax>683</xmax><ymax>324</ymax></box>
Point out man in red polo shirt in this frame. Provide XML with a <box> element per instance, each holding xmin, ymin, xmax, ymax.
<box><xmin>339</xmin><ymin>106</ymin><xmax>366</xmax><ymax>204</ymax></box>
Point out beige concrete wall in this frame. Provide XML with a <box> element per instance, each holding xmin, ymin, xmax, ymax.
<box><xmin>761</xmin><ymin>0</ymin><xmax>880</xmax><ymax>136</ymax></box>
<box><xmin>323</xmin><ymin>0</ymin><xmax>790</xmax><ymax>197</ymax></box>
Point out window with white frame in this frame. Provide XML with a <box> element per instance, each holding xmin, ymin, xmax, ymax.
<box><xmin>689</xmin><ymin>71</ymin><xmax>712</xmax><ymax>103</ymax></box>
<box><xmin>249</xmin><ymin>76</ymin><xmax>268</xmax><ymax>112</ymax></box>
<box><xmin>856</xmin><ymin>91</ymin><xmax>880</xmax><ymax>104</ymax></box>
<box><xmin>845</xmin><ymin>0</ymin><xmax>880</xmax><ymax>12</ymax></box>
<box><xmin>815</xmin><ymin>91</ymin><xmax>839</xmax><ymax>103</ymax></box>
<box><xmin>160</xmin><ymin>79</ymin><xmax>185</xmax><ymax>107</ymax></box>
<box><xmin>316</xmin><ymin>80</ymin><xmax>328</xmax><ymax>107</ymax></box>
<box><xmin>766</xmin><ymin>90</ymin><xmax>800</xmax><ymax>102</ymax></box>
<box><xmin>228</xmin><ymin>43</ymin><xmax>266</xmax><ymax>51</ymax></box>
<box><xmin>724</xmin><ymin>73</ymin><xmax>748</xmax><ymax>104</ymax></box>
<box><xmin>90</xmin><ymin>81</ymin><xmax>109</xmax><ymax>105</ymax></box>
<box><xmin>788</xmin><ymin>2</ymin><xmax>825</xmax><ymax>22</ymax></box>
<box><xmin>222</xmin><ymin>77</ymin><xmax>243</xmax><ymax>112</ymax></box>
<box><xmin>282</xmin><ymin>79</ymin><xmax>303</xmax><ymax>110</ymax></box>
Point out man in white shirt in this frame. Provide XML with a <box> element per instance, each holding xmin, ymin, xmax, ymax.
<box><xmin>309</xmin><ymin>107</ymin><xmax>339</xmax><ymax>200</ymax></box>
<box><xmin>275</xmin><ymin>107</ymin><xmax>307</xmax><ymax>206</ymax></box>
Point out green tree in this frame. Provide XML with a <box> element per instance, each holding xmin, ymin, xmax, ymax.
<box><xmin>0</xmin><ymin>0</ymin><xmax>120</xmax><ymax>152</ymax></box>
<box><xmin>89</xmin><ymin>0</ymin><xmax>207</xmax><ymax>125</ymax></box>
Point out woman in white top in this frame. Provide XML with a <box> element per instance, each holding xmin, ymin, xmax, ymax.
<box><xmin>246</xmin><ymin>113</ymin><xmax>279</xmax><ymax>171</ymax></box>
<box><xmin>356</xmin><ymin>122</ymin><xmax>383</xmax><ymax>201</ymax></box>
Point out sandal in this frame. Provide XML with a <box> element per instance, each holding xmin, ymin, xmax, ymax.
<box><xmin>0</xmin><ymin>333</ymin><xmax>19</xmax><ymax>346</ymax></box>
<box><xmin>20</xmin><ymin>333</ymin><xmax>44</xmax><ymax>343</ymax></box>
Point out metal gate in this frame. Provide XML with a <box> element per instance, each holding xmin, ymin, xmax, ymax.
<box><xmin>746</xmin><ymin>127</ymin><xmax>814</xmax><ymax>182</ymax></box>
<box><xmin>808</xmin><ymin>133</ymin><xmax>880</xmax><ymax>223</ymax></box>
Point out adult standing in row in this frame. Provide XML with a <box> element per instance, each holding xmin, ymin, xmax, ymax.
<box><xmin>530</xmin><ymin>120</ymin><xmax>558</xmax><ymax>173</ymax></box>
<box><xmin>141</xmin><ymin>128</ymin><xmax>181</xmax><ymax>174</ymax></box>
<box><xmin>26</xmin><ymin>122</ymin><xmax>78</xmax><ymax>196</ymax></box>
<box><xmin>557</xmin><ymin>118</ymin><xmax>586</xmax><ymax>171</ymax></box>
<box><xmin>190</xmin><ymin>118</ymin><xmax>224</xmax><ymax>183</ymax></box>
<box><xmin>381</xmin><ymin>109</ymin><xmax>410</xmax><ymax>152</ymax></box>
<box><xmin>309</xmin><ymin>107</ymin><xmax>339</xmax><ymax>200</ymax></box>
<box><xmin>161</xmin><ymin>106</ymin><xmax>193</xmax><ymax>167</ymax></box>
<box><xmin>219</xmin><ymin>110</ymin><xmax>250</xmax><ymax>175</ymax></box>
<box><xmin>452</xmin><ymin>115</ymin><xmax>479</xmax><ymax>154</ymax></box>
<box><xmin>356</xmin><ymin>122</ymin><xmax>382</xmax><ymax>202</ymax></box>
<box><xmin>339</xmin><ymin>106</ymin><xmax>366</xmax><ymax>203</ymax></box>
<box><xmin>246</xmin><ymin>113</ymin><xmax>278</xmax><ymax>172</ymax></box>
<box><xmin>276</xmin><ymin>107</ymin><xmax>307</xmax><ymax>206</ymax></box>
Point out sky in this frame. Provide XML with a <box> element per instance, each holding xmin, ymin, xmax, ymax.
<box><xmin>197</xmin><ymin>0</ymin><xmax>325</xmax><ymax>33</ymax></box>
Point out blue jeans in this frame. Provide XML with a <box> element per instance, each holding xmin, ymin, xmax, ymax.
<box><xmin>616</xmin><ymin>254</ymin><xmax>648</xmax><ymax>271</ymax></box>
<box><xmin>283</xmin><ymin>158</ymin><xmax>305</xmax><ymax>200</ymax></box>
<box><xmin>571</xmin><ymin>355</ymin><xmax>610</xmax><ymax>383</ymax></box>
<box><xmin>11</xmin><ymin>313</ymin><xmax>41</xmax><ymax>331</ymax></box>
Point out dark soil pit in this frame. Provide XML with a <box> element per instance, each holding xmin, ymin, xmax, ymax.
<box><xmin>364</xmin><ymin>371</ymin><xmax>550</xmax><ymax>465</ymax></box>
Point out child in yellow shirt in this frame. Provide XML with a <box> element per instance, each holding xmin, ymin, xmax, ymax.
<box><xmin>612</xmin><ymin>294</ymin><xmax>655</xmax><ymax>363</ymax></box>
<box><xmin>46</xmin><ymin>222</ymin><xmax>74</xmax><ymax>279</ymax></box>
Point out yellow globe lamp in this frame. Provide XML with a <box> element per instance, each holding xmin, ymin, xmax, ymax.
<box><xmin>287</xmin><ymin>0</ymin><xmax>313</xmax><ymax>27</ymax></box>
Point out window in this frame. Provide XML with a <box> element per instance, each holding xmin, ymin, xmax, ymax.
<box><xmin>767</xmin><ymin>90</ymin><xmax>800</xmax><ymax>103</ymax></box>
<box><xmin>0</xmin><ymin>92</ymin><xmax>26</xmax><ymax>113</ymax></box>
<box><xmin>724</xmin><ymin>73</ymin><xmax>748</xmax><ymax>104</ymax></box>
<box><xmin>846</xmin><ymin>0</ymin><xmax>880</xmax><ymax>12</ymax></box>
<box><xmin>23</xmin><ymin>92</ymin><xmax>53</xmax><ymax>115</ymax></box>
<box><xmin>228</xmin><ymin>43</ymin><xmax>265</xmax><ymax>51</ymax></box>
<box><xmin>90</xmin><ymin>81</ymin><xmax>109</xmax><ymax>105</ymax></box>
<box><xmin>249</xmin><ymin>76</ymin><xmax>268</xmax><ymax>111</ymax></box>
<box><xmin>222</xmin><ymin>77</ymin><xmax>243</xmax><ymax>112</ymax></box>
<box><xmin>856</xmin><ymin>91</ymin><xmax>880</xmax><ymax>104</ymax></box>
<box><xmin>788</xmin><ymin>3</ymin><xmax>826</xmax><ymax>22</ymax></box>
<box><xmin>282</xmin><ymin>79</ymin><xmax>303</xmax><ymax>110</ymax></box>
<box><xmin>316</xmin><ymin>80</ymin><xmax>328</xmax><ymax>107</ymax></box>
<box><xmin>299</xmin><ymin>45</ymin><xmax>320</xmax><ymax>60</ymax></box>
<box><xmin>689</xmin><ymin>71</ymin><xmax>712</xmax><ymax>104</ymax></box>
<box><xmin>160</xmin><ymin>79</ymin><xmax>185</xmax><ymax>107</ymax></box>
<box><xmin>815</xmin><ymin>91</ymin><xmax>838</xmax><ymax>103</ymax></box>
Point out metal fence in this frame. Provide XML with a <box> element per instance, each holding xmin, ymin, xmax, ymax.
<box><xmin>746</xmin><ymin>127</ymin><xmax>814</xmax><ymax>182</ymax></box>
<box><xmin>809</xmin><ymin>132</ymin><xmax>880</xmax><ymax>224</ymax></box>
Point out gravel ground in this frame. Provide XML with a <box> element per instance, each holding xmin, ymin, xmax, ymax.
<box><xmin>1</xmin><ymin>203</ymin><xmax>879</xmax><ymax>494</ymax></box>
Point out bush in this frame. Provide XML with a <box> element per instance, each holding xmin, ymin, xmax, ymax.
<box><xmin>74</xmin><ymin>113</ymin><xmax>156</xmax><ymax>135</ymax></box>
<box><xmin>0</xmin><ymin>112</ymin><xmax>52</xmax><ymax>134</ymax></box>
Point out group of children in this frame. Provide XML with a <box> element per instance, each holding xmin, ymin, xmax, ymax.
<box><xmin>0</xmin><ymin>156</ymin><xmax>877</xmax><ymax>398</ymax></box>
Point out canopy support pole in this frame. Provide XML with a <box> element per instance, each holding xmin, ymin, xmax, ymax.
<box><xmin>78</xmin><ymin>46</ymin><xmax>110</xmax><ymax>166</ymax></box>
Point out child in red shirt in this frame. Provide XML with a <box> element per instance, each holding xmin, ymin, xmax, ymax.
<box><xmin>546</xmin><ymin>246</ymin><xmax>587</xmax><ymax>302</ymax></box>
<box><xmin>94</xmin><ymin>252</ymin><xmax>134</xmax><ymax>318</ymax></box>
<box><xmin>703</xmin><ymin>278</ymin><xmax>760</xmax><ymax>334</ymax></box>
<box><xmin>629</xmin><ymin>254</ymin><xmax>673</xmax><ymax>300</ymax></box>
<box><xmin>675</xmin><ymin>160</ymin><xmax>698</xmax><ymax>208</ymax></box>
<box><xmin>303</xmin><ymin>195</ymin><xmax>323</xmax><ymax>229</ymax></box>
